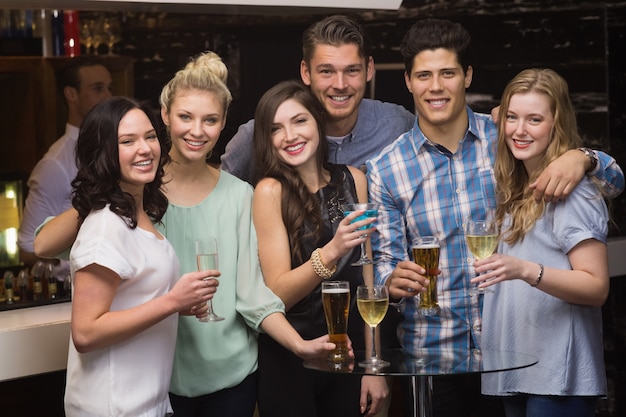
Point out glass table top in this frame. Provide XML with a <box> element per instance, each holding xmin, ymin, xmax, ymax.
<box><xmin>303</xmin><ymin>348</ymin><xmax>538</xmax><ymax>377</ymax></box>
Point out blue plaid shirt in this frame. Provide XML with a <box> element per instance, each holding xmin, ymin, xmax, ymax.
<box><xmin>366</xmin><ymin>106</ymin><xmax>624</xmax><ymax>353</ymax></box>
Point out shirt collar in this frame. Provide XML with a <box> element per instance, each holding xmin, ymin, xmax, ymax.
<box><xmin>66</xmin><ymin>123</ymin><xmax>80</xmax><ymax>140</ymax></box>
<box><xmin>465</xmin><ymin>106</ymin><xmax>485</xmax><ymax>142</ymax></box>
<box><xmin>342</xmin><ymin>98</ymin><xmax>375</xmax><ymax>143</ymax></box>
<box><xmin>411</xmin><ymin>105</ymin><xmax>486</xmax><ymax>151</ymax></box>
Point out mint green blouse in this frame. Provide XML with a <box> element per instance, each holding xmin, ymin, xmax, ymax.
<box><xmin>158</xmin><ymin>170</ymin><xmax>284</xmax><ymax>397</ymax></box>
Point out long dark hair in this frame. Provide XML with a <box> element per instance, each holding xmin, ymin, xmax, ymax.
<box><xmin>71</xmin><ymin>96</ymin><xmax>170</xmax><ymax>228</ymax></box>
<box><xmin>254</xmin><ymin>80</ymin><xmax>330</xmax><ymax>262</ymax></box>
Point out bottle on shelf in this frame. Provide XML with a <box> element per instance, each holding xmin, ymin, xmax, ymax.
<box><xmin>44</xmin><ymin>262</ymin><xmax>58</xmax><ymax>299</ymax></box>
<box><xmin>51</xmin><ymin>9</ymin><xmax>64</xmax><ymax>56</ymax></box>
<box><xmin>3</xmin><ymin>271</ymin><xmax>15</xmax><ymax>305</ymax></box>
<box><xmin>17</xmin><ymin>268</ymin><xmax>29</xmax><ymax>302</ymax></box>
<box><xmin>63</xmin><ymin>272</ymin><xmax>72</xmax><ymax>298</ymax></box>
<box><xmin>38</xmin><ymin>9</ymin><xmax>54</xmax><ymax>57</ymax></box>
<box><xmin>31</xmin><ymin>260</ymin><xmax>45</xmax><ymax>301</ymax></box>
<box><xmin>63</xmin><ymin>10</ymin><xmax>80</xmax><ymax>57</ymax></box>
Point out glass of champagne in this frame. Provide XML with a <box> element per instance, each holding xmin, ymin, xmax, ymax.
<box><xmin>465</xmin><ymin>219</ymin><xmax>498</xmax><ymax>294</ymax></box>
<box><xmin>356</xmin><ymin>285</ymin><xmax>390</xmax><ymax>368</ymax></box>
<box><xmin>412</xmin><ymin>236</ymin><xmax>440</xmax><ymax>316</ymax></box>
<box><xmin>342</xmin><ymin>203</ymin><xmax>379</xmax><ymax>266</ymax></box>
<box><xmin>195</xmin><ymin>237</ymin><xmax>224</xmax><ymax>322</ymax></box>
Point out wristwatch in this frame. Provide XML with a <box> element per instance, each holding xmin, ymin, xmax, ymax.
<box><xmin>578</xmin><ymin>147</ymin><xmax>598</xmax><ymax>172</ymax></box>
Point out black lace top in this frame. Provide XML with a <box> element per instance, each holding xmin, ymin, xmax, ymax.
<box><xmin>286</xmin><ymin>164</ymin><xmax>365</xmax><ymax>350</ymax></box>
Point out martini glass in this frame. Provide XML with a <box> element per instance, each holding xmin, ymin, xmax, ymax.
<box><xmin>343</xmin><ymin>203</ymin><xmax>379</xmax><ymax>266</ymax></box>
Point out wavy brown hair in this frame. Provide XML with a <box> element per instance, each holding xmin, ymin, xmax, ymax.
<box><xmin>72</xmin><ymin>97</ymin><xmax>170</xmax><ymax>228</ymax></box>
<box><xmin>254</xmin><ymin>80</ymin><xmax>331</xmax><ymax>262</ymax></box>
<box><xmin>494</xmin><ymin>68</ymin><xmax>581</xmax><ymax>244</ymax></box>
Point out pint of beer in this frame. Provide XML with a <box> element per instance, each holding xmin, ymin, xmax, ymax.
<box><xmin>322</xmin><ymin>281</ymin><xmax>351</xmax><ymax>362</ymax></box>
<box><xmin>412</xmin><ymin>236</ymin><xmax>440</xmax><ymax>316</ymax></box>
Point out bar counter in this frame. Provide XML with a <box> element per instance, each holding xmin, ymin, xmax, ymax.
<box><xmin>0</xmin><ymin>302</ymin><xmax>71</xmax><ymax>382</ymax></box>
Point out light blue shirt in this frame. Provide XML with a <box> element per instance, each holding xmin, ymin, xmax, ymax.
<box><xmin>482</xmin><ymin>177</ymin><xmax>608</xmax><ymax>396</ymax></box>
<box><xmin>367</xmin><ymin>108</ymin><xmax>497</xmax><ymax>353</ymax></box>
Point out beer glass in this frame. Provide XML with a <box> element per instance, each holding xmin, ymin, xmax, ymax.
<box><xmin>342</xmin><ymin>203</ymin><xmax>379</xmax><ymax>266</ymax></box>
<box><xmin>465</xmin><ymin>219</ymin><xmax>498</xmax><ymax>294</ymax></box>
<box><xmin>356</xmin><ymin>285</ymin><xmax>389</xmax><ymax>368</ymax></box>
<box><xmin>412</xmin><ymin>236</ymin><xmax>440</xmax><ymax>316</ymax></box>
<box><xmin>195</xmin><ymin>237</ymin><xmax>224</xmax><ymax>322</ymax></box>
<box><xmin>322</xmin><ymin>281</ymin><xmax>351</xmax><ymax>363</ymax></box>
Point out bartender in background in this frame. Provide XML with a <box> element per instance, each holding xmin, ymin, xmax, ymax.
<box><xmin>18</xmin><ymin>55</ymin><xmax>113</xmax><ymax>278</ymax></box>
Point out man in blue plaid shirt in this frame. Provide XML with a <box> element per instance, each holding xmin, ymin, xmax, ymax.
<box><xmin>366</xmin><ymin>18</ymin><xmax>624</xmax><ymax>417</ymax></box>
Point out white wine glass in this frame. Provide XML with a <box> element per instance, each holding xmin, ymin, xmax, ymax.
<box><xmin>103</xmin><ymin>17</ymin><xmax>121</xmax><ymax>55</ymax></box>
<box><xmin>465</xmin><ymin>219</ymin><xmax>498</xmax><ymax>295</ymax></box>
<box><xmin>79</xmin><ymin>22</ymin><xmax>93</xmax><ymax>54</ymax></box>
<box><xmin>356</xmin><ymin>285</ymin><xmax>390</xmax><ymax>368</ymax></box>
<box><xmin>343</xmin><ymin>203</ymin><xmax>379</xmax><ymax>266</ymax></box>
<box><xmin>89</xmin><ymin>17</ymin><xmax>104</xmax><ymax>55</ymax></box>
<box><xmin>195</xmin><ymin>237</ymin><xmax>224</xmax><ymax>322</ymax></box>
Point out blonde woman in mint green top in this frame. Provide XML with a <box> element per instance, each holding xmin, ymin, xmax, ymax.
<box><xmin>159</xmin><ymin>51</ymin><xmax>336</xmax><ymax>417</ymax></box>
<box><xmin>159</xmin><ymin>170</ymin><xmax>284</xmax><ymax>398</ymax></box>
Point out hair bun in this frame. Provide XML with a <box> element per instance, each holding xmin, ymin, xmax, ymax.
<box><xmin>186</xmin><ymin>51</ymin><xmax>228</xmax><ymax>84</ymax></box>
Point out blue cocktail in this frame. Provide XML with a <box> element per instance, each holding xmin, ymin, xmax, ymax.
<box><xmin>343</xmin><ymin>203</ymin><xmax>380</xmax><ymax>266</ymax></box>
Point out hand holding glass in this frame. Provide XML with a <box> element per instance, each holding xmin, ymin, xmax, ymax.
<box><xmin>412</xmin><ymin>236</ymin><xmax>441</xmax><ymax>316</ymax></box>
<box><xmin>465</xmin><ymin>219</ymin><xmax>498</xmax><ymax>294</ymax></box>
<box><xmin>322</xmin><ymin>281</ymin><xmax>351</xmax><ymax>363</ymax></box>
<box><xmin>342</xmin><ymin>203</ymin><xmax>379</xmax><ymax>266</ymax></box>
<box><xmin>195</xmin><ymin>238</ymin><xmax>224</xmax><ymax>322</ymax></box>
<box><xmin>356</xmin><ymin>285</ymin><xmax>390</xmax><ymax>368</ymax></box>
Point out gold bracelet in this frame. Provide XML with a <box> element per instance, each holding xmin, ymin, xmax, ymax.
<box><xmin>310</xmin><ymin>248</ymin><xmax>336</xmax><ymax>280</ymax></box>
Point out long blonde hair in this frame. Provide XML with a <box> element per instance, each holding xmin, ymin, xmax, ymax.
<box><xmin>494</xmin><ymin>68</ymin><xmax>582</xmax><ymax>244</ymax></box>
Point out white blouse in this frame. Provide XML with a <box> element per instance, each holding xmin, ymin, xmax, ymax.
<box><xmin>65</xmin><ymin>207</ymin><xmax>180</xmax><ymax>417</ymax></box>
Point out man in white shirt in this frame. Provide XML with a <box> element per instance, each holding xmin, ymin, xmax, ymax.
<box><xmin>18</xmin><ymin>55</ymin><xmax>113</xmax><ymax>274</ymax></box>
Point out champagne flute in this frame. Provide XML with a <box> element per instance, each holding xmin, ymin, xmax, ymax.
<box><xmin>195</xmin><ymin>237</ymin><xmax>224</xmax><ymax>322</ymax></box>
<box><xmin>356</xmin><ymin>285</ymin><xmax>390</xmax><ymax>368</ymax></box>
<box><xmin>342</xmin><ymin>203</ymin><xmax>379</xmax><ymax>266</ymax></box>
<box><xmin>465</xmin><ymin>219</ymin><xmax>498</xmax><ymax>294</ymax></box>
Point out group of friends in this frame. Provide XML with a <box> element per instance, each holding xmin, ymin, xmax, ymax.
<box><xmin>18</xmin><ymin>13</ymin><xmax>624</xmax><ymax>417</ymax></box>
